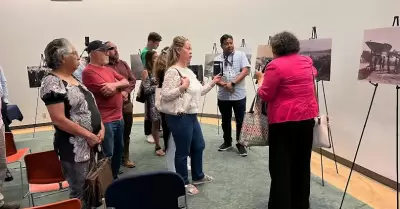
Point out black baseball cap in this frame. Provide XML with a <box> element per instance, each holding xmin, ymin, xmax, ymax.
<box><xmin>87</xmin><ymin>40</ymin><xmax>114</xmax><ymax>53</ymax></box>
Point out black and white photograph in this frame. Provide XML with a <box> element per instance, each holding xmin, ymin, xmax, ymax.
<box><xmin>299</xmin><ymin>38</ymin><xmax>332</xmax><ymax>81</ymax></box>
<box><xmin>130</xmin><ymin>54</ymin><xmax>144</xmax><ymax>80</ymax></box>
<box><xmin>255</xmin><ymin>45</ymin><xmax>273</xmax><ymax>72</ymax></box>
<box><xmin>188</xmin><ymin>64</ymin><xmax>204</xmax><ymax>83</ymax></box>
<box><xmin>27</xmin><ymin>66</ymin><xmax>51</xmax><ymax>88</ymax></box>
<box><xmin>239</xmin><ymin>47</ymin><xmax>252</xmax><ymax>65</ymax></box>
<box><xmin>204</xmin><ymin>53</ymin><xmax>220</xmax><ymax>78</ymax></box>
<box><xmin>358</xmin><ymin>27</ymin><xmax>400</xmax><ymax>85</ymax></box>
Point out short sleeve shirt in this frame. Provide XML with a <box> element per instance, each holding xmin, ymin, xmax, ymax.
<box><xmin>141</xmin><ymin>47</ymin><xmax>149</xmax><ymax>65</ymax></box>
<box><xmin>40</xmin><ymin>74</ymin><xmax>102</xmax><ymax>163</ymax></box>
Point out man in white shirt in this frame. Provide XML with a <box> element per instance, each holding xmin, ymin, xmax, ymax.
<box><xmin>0</xmin><ymin>65</ymin><xmax>19</xmax><ymax>209</ymax></box>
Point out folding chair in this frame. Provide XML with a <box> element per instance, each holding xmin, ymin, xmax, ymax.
<box><xmin>24</xmin><ymin>198</ymin><xmax>81</xmax><ymax>209</ymax></box>
<box><xmin>5</xmin><ymin>132</ymin><xmax>31</xmax><ymax>197</ymax></box>
<box><xmin>105</xmin><ymin>171</ymin><xmax>188</xmax><ymax>209</ymax></box>
<box><xmin>23</xmin><ymin>150</ymin><xmax>69</xmax><ymax>207</ymax></box>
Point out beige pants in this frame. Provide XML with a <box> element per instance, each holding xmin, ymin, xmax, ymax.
<box><xmin>0</xmin><ymin>124</ymin><xmax>6</xmax><ymax>207</ymax></box>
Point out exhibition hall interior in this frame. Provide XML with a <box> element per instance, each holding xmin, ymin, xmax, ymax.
<box><xmin>1</xmin><ymin>0</ymin><xmax>400</xmax><ymax>208</ymax></box>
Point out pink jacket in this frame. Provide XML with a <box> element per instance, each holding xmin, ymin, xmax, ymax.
<box><xmin>257</xmin><ymin>54</ymin><xmax>319</xmax><ymax>124</ymax></box>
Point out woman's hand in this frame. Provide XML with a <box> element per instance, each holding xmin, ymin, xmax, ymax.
<box><xmin>97</xmin><ymin>127</ymin><xmax>105</xmax><ymax>142</ymax></box>
<box><xmin>212</xmin><ymin>74</ymin><xmax>222</xmax><ymax>83</ymax></box>
<box><xmin>181</xmin><ymin>77</ymin><xmax>190</xmax><ymax>89</ymax></box>
<box><xmin>255</xmin><ymin>71</ymin><xmax>264</xmax><ymax>86</ymax></box>
<box><xmin>87</xmin><ymin>133</ymin><xmax>101</xmax><ymax>147</ymax></box>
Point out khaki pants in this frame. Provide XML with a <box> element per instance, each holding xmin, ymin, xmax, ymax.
<box><xmin>0</xmin><ymin>124</ymin><xmax>7</xmax><ymax>207</ymax></box>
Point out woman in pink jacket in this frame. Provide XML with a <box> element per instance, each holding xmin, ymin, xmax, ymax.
<box><xmin>256</xmin><ymin>31</ymin><xmax>319</xmax><ymax>209</ymax></box>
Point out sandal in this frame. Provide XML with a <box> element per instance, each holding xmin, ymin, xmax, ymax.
<box><xmin>155</xmin><ymin>147</ymin><xmax>166</xmax><ymax>156</ymax></box>
<box><xmin>192</xmin><ymin>174</ymin><xmax>214</xmax><ymax>185</ymax></box>
<box><xmin>185</xmin><ymin>184</ymin><xmax>199</xmax><ymax>195</ymax></box>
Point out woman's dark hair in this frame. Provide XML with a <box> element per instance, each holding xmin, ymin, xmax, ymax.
<box><xmin>144</xmin><ymin>50</ymin><xmax>157</xmax><ymax>75</ymax></box>
<box><xmin>220</xmin><ymin>34</ymin><xmax>233</xmax><ymax>45</ymax></box>
<box><xmin>44</xmin><ymin>38</ymin><xmax>73</xmax><ymax>70</ymax></box>
<box><xmin>270</xmin><ymin>31</ymin><xmax>300</xmax><ymax>57</ymax></box>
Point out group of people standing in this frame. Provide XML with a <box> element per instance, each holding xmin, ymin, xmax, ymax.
<box><xmin>37</xmin><ymin>30</ymin><xmax>318</xmax><ymax>209</ymax></box>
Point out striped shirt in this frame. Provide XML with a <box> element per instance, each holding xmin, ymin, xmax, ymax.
<box><xmin>214</xmin><ymin>50</ymin><xmax>250</xmax><ymax>101</ymax></box>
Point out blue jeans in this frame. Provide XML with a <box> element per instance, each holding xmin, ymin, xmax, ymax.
<box><xmin>165</xmin><ymin>114</ymin><xmax>205</xmax><ymax>185</ymax></box>
<box><xmin>103</xmin><ymin>119</ymin><xmax>124</xmax><ymax>179</ymax></box>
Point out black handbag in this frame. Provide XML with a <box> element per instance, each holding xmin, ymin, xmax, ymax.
<box><xmin>135</xmin><ymin>84</ymin><xmax>145</xmax><ymax>103</ymax></box>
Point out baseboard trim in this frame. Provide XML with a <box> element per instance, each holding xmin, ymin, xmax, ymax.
<box><xmin>313</xmin><ymin>148</ymin><xmax>398</xmax><ymax>190</ymax></box>
<box><xmin>9</xmin><ymin>114</ymin><xmax>395</xmax><ymax>190</ymax></box>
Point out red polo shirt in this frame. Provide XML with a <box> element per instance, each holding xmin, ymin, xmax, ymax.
<box><xmin>82</xmin><ymin>64</ymin><xmax>124</xmax><ymax>123</ymax></box>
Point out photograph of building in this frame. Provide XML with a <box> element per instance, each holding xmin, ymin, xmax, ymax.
<box><xmin>255</xmin><ymin>45</ymin><xmax>273</xmax><ymax>73</ymax></box>
<box><xmin>358</xmin><ymin>27</ymin><xmax>400</xmax><ymax>85</ymax></box>
<box><xmin>204</xmin><ymin>53</ymin><xmax>220</xmax><ymax>78</ymax></box>
<box><xmin>299</xmin><ymin>38</ymin><xmax>332</xmax><ymax>81</ymax></box>
<box><xmin>130</xmin><ymin>54</ymin><xmax>144</xmax><ymax>80</ymax></box>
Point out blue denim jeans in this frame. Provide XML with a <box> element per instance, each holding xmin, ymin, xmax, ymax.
<box><xmin>103</xmin><ymin>119</ymin><xmax>124</xmax><ymax>179</ymax></box>
<box><xmin>165</xmin><ymin>114</ymin><xmax>205</xmax><ymax>185</ymax></box>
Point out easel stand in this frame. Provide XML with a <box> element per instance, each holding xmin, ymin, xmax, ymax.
<box><xmin>32</xmin><ymin>54</ymin><xmax>45</xmax><ymax>138</ymax></box>
<box><xmin>310</xmin><ymin>26</ymin><xmax>340</xmax><ymax>187</ymax></box>
<box><xmin>200</xmin><ymin>43</ymin><xmax>220</xmax><ymax>134</ymax></box>
<box><xmin>339</xmin><ymin>16</ymin><xmax>400</xmax><ymax>209</ymax></box>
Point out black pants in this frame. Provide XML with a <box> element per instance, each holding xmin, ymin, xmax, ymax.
<box><xmin>122</xmin><ymin>112</ymin><xmax>133</xmax><ymax>162</ymax></box>
<box><xmin>1</xmin><ymin>100</ymin><xmax>10</xmax><ymax>132</ymax></box>
<box><xmin>217</xmin><ymin>98</ymin><xmax>246</xmax><ymax>144</ymax></box>
<box><xmin>268</xmin><ymin>119</ymin><xmax>315</xmax><ymax>209</ymax></box>
<box><xmin>160</xmin><ymin>113</ymin><xmax>170</xmax><ymax>151</ymax></box>
<box><xmin>144</xmin><ymin>119</ymin><xmax>152</xmax><ymax>135</ymax></box>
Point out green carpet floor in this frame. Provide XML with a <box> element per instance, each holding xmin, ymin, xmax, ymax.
<box><xmin>3</xmin><ymin>122</ymin><xmax>371</xmax><ymax>209</ymax></box>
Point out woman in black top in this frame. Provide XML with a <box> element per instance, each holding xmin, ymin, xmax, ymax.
<box><xmin>40</xmin><ymin>38</ymin><xmax>105</xmax><ymax>205</ymax></box>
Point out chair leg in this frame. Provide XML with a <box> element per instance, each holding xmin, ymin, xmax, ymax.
<box><xmin>19</xmin><ymin>161</ymin><xmax>23</xmax><ymax>198</ymax></box>
<box><xmin>30</xmin><ymin>193</ymin><xmax>35</xmax><ymax>207</ymax></box>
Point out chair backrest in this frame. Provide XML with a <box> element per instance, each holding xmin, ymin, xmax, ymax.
<box><xmin>24</xmin><ymin>150</ymin><xmax>66</xmax><ymax>184</ymax></box>
<box><xmin>5</xmin><ymin>132</ymin><xmax>17</xmax><ymax>157</ymax></box>
<box><xmin>24</xmin><ymin>198</ymin><xmax>81</xmax><ymax>209</ymax></box>
<box><xmin>105</xmin><ymin>171</ymin><xmax>187</xmax><ymax>209</ymax></box>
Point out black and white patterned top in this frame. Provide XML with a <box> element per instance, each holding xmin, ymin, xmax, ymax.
<box><xmin>40</xmin><ymin>74</ymin><xmax>102</xmax><ymax>163</ymax></box>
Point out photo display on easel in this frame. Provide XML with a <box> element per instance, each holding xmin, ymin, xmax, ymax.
<box><xmin>358</xmin><ymin>26</ymin><xmax>400</xmax><ymax>85</ymax></box>
<box><xmin>188</xmin><ymin>65</ymin><xmax>204</xmax><ymax>83</ymax></box>
<box><xmin>204</xmin><ymin>53</ymin><xmax>220</xmax><ymax>78</ymax></box>
<box><xmin>299</xmin><ymin>38</ymin><xmax>332</xmax><ymax>81</ymax></box>
<box><xmin>27</xmin><ymin>55</ymin><xmax>51</xmax><ymax>88</ymax></box>
<box><xmin>130</xmin><ymin>53</ymin><xmax>144</xmax><ymax>80</ymax></box>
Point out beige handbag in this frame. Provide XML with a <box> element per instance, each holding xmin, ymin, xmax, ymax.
<box><xmin>311</xmin><ymin>68</ymin><xmax>332</xmax><ymax>149</ymax></box>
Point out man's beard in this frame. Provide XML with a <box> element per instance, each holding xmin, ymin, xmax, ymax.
<box><xmin>109</xmin><ymin>55</ymin><xmax>118</xmax><ymax>64</ymax></box>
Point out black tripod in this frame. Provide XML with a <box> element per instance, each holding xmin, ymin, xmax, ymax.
<box><xmin>309</xmin><ymin>26</ymin><xmax>339</xmax><ymax>186</ymax></box>
<box><xmin>339</xmin><ymin>16</ymin><xmax>400</xmax><ymax>209</ymax></box>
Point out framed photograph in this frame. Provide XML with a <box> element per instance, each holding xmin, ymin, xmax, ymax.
<box><xmin>27</xmin><ymin>66</ymin><xmax>51</xmax><ymax>88</ymax></box>
<box><xmin>254</xmin><ymin>45</ymin><xmax>273</xmax><ymax>79</ymax></box>
<box><xmin>299</xmin><ymin>38</ymin><xmax>332</xmax><ymax>81</ymax></box>
<box><xmin>188</xmin><ymin>65</ymin><xmax>204</xmax><ymax>83</ymax></box>
<box><xmin>358</xmin><ymin>27</ymin><xmax>400</xmax><ymax>85</ymax></box>
<box><xmin>204</xmin><ymin>53</ymin><xmax>220</xmax><ymax>78</ymax></box>
<box><xmin>130</xmin><ymin>54</ymin><xmax>144</xmax><ymax>80</ymax></box>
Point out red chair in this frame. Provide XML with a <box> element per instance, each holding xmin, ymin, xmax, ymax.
<box><xmin>24</xmin><ymin>150</ymin><xmax>69</xmax><ymax>207</ymax></box>
<box><xmin>23</xmin><ymin>198</ymin><xmax>81</xmax><ymax>209</ymax></box>
<box><xmin>5</xmin><ymin>132</ymin><xmax>31</xmax><ymax>197</ymax></box>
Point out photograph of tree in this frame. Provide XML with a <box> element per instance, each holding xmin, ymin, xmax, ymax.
<box><xmin>358</xmin><ymin>27</ymin><xmax>400</xmax><ymax>85</ymax></box>
<box><xmin>299</xmin><ymin>38</ymin><xmax>332</xmax><ymax>81</ymax></box>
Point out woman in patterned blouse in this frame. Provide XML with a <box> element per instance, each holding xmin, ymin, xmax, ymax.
<box><xmin>40</xmin><ymin>38</ymin><xmax>105</xmax><ymax>205</ymax></box>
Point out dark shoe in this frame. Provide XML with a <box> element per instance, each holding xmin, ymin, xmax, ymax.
<box><xmin>5</xmin><ymin>169</ymin><xmax>13</xmax><ymax>182</ymax></box>
<box><xmin>218</xmin><ymin>143</ymin><xmax>232</xmax><ymax>151</ymax></box>
<box><xmin>236</xmin><ymin>144</ymin><xmax>248</xmax><ymax>157</ymax></box>
<box><xmin>0</xmin><ymin>202</ymin><xmax>20</xmax><ymax>209</ymax></box>
<box><xmin>118</xmin><ymin>170</ymin><xmax>123</xmax><ymax>174</ymax></box>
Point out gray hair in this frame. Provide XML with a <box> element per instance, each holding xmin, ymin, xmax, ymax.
<box><xmin>44</xmin><ymin>38</ymin><xmax>73</xmax><ymax>69</ymax></box>
<box><xmin>270</xmin><ymin>31</ymin><xmax>300</xmax><ymax>57</ymax></box>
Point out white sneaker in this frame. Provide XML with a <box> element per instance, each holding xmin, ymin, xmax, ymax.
<box><xmin>146</xmin><ymin>135</ymin><xmax>155</xmax><ymax>143</ymax></box>
<box><xmin>187</xmin><ymin>157</ymin><xmax>191</xmax><ymax>170</ymax></box>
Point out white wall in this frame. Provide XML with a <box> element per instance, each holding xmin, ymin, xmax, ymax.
<box><xmin>1</xmin><ymin>0</ymin><xmax>399</xmax><ymax>183</ymax></box>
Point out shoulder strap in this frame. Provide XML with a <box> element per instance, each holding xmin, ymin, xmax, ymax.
<box><xmin>175</xmin><ymin>68</ymin><xmax>183</xmax><ymax>78</ymax></box>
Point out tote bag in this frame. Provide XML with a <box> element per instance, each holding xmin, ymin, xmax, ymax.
<box><xmin>311</xmin><ymin>68</ymin><xmax>332</xmax><ymax>149</ymax></box>
<box><xmin>238</xmin><ymin>96</ymin><xmax>269</xmax><ymax>147</ymax></box>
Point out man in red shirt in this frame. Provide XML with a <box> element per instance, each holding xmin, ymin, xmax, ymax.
<box><xmin>105</xmin><ymin>41</ymin><xmax>136</xmax><ymax>169</ymax></box>
<box><xmin>82</xmin><ymin>40</ymin><xmax>129</xmax><ymax>179</ymax></box>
